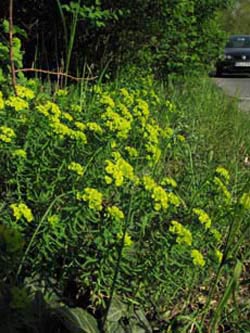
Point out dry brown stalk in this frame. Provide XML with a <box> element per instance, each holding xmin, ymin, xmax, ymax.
<box><xmin>14</xmin><ymin>68</ymin><xmax>98</xmax><ymax>82</ymax></box>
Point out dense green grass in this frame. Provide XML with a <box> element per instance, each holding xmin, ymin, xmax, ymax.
<box><xmin>167</xmin><ymin>76</ymin><xmax>250</xmax><ymax>332</ymax></box>
<box><xmin>170</xmin><ymin>76</ymin><xmax>250</xmax><ymax>185</ymax></box>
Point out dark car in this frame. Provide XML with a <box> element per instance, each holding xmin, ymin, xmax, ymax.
<box><xmin>216</xmin><ymin>35</ymin><xmax>250</xmax><ymax>76</ymax></box>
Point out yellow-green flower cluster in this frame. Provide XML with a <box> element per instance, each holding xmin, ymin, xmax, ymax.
<box><xmin>107</xmin><ymin>205</ymin><xmax>124</xmax><ymax>221</ymax></box>
<box><xmin>162</xmin><ymin>126</ymin><xmax>174</xmax><ymax>139</ymax></box>
<box><xmin>93</xmin><ymin>85</ymin><xmax>102</xmax><ymax>94</ymax></box>
<box><xmin>191</xmin><ymin>249</ymin><xmax>205</xmax><ymax>267</ymax></box>
<box><xmin>125</xmin><ymin>146</ymin><xmax>138</xmax><ymax>158</ymax></box>
<box><xmin>169</xmin><ymin>220</ymin><xmax>192</xmax><ymax>246</ymax></box>
<box><xmin>168</xmin><ymin>192</ymin><xmax>181</xmax><ymax>207</ymax></box>
<box><xmin>143</xmin><ymin>176</ymin><xmax>176</xmax><ymax>211</ymax></box>
<box><xmin>0</xmin><ymin>91</ymin><xmax>4</xmax><ymax>109</ymax></box>
<box><xmin>120</xmin><ymin>88</ymin><xmax>134</xmax><ymax>106</ymax></box>
<box><xmin>166</xmin><ymin>100</ymin><xmax>176</xmax><ymax>112</ymax></box>
<box><xmin>216</xmin><ymin>166</ymin><xmax>230</xmax><ymax>183</ymax></box>
<box><xmin>101</xmin><ymin>107</ymin><xmax>132</xmax><ymax>139</ymax></box>
<box><xmin>100</xmin><ymin>95</ymin><xmax>115</xmax><ymax>108</ymax></box>
<box><xmin>55</xmin><ymin>89</ymin><xmax>68</xmax><ymax>97</ymax></box>
<box><xmin>68</xmin><ymin>162</ymin><xmax>84</xmax><ymax>176</ymax></box>
<box><xmin>210</xmin><ymin>228</ymin><xmax>222</xmax><ymax>242</ymax></box>
<box><xmin>144</xmin><ymin>123</ymin><xmax>160</xmax><ymax>144</ymax></box>
<box><xmin>36</xmin><ymin>101</ymin><xmax>61</xmax><ymax>118</ymax></box>
<box><xmin>145</xmin><ymin>144</ymin><xmax>161</xmax><ymax>164</ymax></box>
<box><xmin>48</xmin><ymin>214</ymin><xmax>60</xmax><ymax>227</ymax></box>
<box><xmin>239</xmin><ymin>193</ymin><xmax>250</xmax><ymax>210</ymax></box>
<box><xmin>86</xmin><ymin>122</ymin><xmax>103</xmax><ymax>134</ymax></box>
<box><xmin>214</xmin><ymin>249</ymin><xmax>223</xmax><ymax>263</ymax></box>
<box><xmin>77</xmin><ymin>188</ymin><xmax>103</xmax><ymax>211</ymax></box>
<box><xmin>62</xmin><ymin>112</ymin><xmax>73</xmax><ymax>121</ymax></box>
<box><xmin>105</xmin><ymin>152</ymin><xmax>138</xmax><ymax>187</ymax></box>
<box><xmin>133</xmin><ymin>99</ymin><xmax>149</xmax><ymax>125</ymax></box>
<box><xmin>16</xmin><ymin>85</ymin><xmax>35</xmax><ymax>100</ymax></box>
<box><xmin>117</xmin><ymin>102</ymin><xmax>133</xmax><ymax>121</ymax></box>
<box><xmin>177</xmin><ymin>134</ymin><xmax>186</xmax><ymax>142</ymax></box>
<box><xmin>12</xmin><ymin>149</ymin><xmax>27</xmax><ymax>159</ymax></box>
<box><xmin>0</xmin><ymin>126</ymin><xmax>15</xmax><ymax>143</ymax></box>
<box><xmin>149</xmin><ymin>89</ymin><xmax>161</xmax><ymax>105</ymax></box>
<box><xmin>10</xmin><ymin>203</ymin><xmax>33</xmax><ymax>222</ymax></box>
<box><xmin>143</xmin><ymin>175</ymin><xmax>156</xmax><ymax>191</ymax></box>
<box><xmin>161</xmin><ymin>177</ymin><xmax>177</xmax><ymax>188</ymax></box>
<box><xmin>36</xmin><ymin>102</ymin><xmax>87</xmax><ymax>143</ymax></box>
<box><xmin>74</xmin><ymin>121</ymin><xmax>86</xmax><ymax>131</ymax></box>
<box><xmin>152</xmin><ymin>185</ymin><xmax>169</xmax><ymax>211</ymax></box>
<box><xmin>214</xmin><ymin>176</ymin><xmax>231</xmax><ymax>204</ymax></box>
<box><xmin>193</xmin><ymin>208</ymin><xmax>212</xmax><ymax>230</ymax></box>
<box><xmin>71</xmin><ymin>104</ymin><xmax>82</xmax><ymax>113</ymax></box>
<box><xmin>143</xmin><ymin>123</ymin><xmax>162</xmax><ymax>163</ymax></box>
<box><xmin>117</xmin><ymin>232</ymin><xmax>133</xmax><ymax>247</ymax></box>
<box><xmin>6</xmin><ymin>96</ymin><xmax>29</xmax><ymax>111</ymax></box>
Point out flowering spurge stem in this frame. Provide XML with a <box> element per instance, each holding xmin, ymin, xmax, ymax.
<box><xmin>16</xmin><ymin>191</ymin><xmax>73</xmax><ymax>281</ymax></box>
<box><xmin>102</xmin><ymin>195</ymin><xmax>134</xmax><ymax>330</ymax></box>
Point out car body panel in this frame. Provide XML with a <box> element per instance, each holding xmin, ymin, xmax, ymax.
<box><xmin>216</xmin><ymin>35</ymin><xmax>250</xmax><ymax>75</ymax></box>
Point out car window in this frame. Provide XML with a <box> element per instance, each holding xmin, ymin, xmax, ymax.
<box><xmin>226</xmin><ymin>36</ymin><xmax>250</xmax><ymax>48</ymax></box>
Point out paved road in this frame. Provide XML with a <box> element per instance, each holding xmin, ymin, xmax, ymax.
<box><xmin>213</xmin><ymin>75</ymin><xmax>250</xmax><ymax>112</ymax></box>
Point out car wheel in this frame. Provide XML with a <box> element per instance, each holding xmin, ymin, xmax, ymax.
<box><xmin>215</xmin><ymin>66</ymin><xmax>223</xmax><ymax>77</ymax></box>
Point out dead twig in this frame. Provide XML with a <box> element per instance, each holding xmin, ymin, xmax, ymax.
<box><xmin>14</xmin><ymin>68</ymin><xmax>98</xmax><ymax>81</ymax></box>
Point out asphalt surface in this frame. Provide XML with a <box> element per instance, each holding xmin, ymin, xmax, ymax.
<box><xmin>213</xmin><ymin>75</ymin><xmax>250</xmax><ymax>112</ymax></box>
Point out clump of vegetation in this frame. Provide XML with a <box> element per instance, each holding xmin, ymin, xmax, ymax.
<box><xmin>1</xmin><ymin>66</ymin><xmax>250</xmax><ymax>331</ymax></box>
<box><xmin>1</xmin><ymin>0</ymin><xmax>231</xmax><ymax>77</ymax></box>
<box><xmin>1</xmin><ymin>1</ymin><xmax>250</xmax><ymax>332</ymax></box>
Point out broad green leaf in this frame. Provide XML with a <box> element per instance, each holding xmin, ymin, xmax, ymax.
<box><xmin>56</xmin><ymin>306</ymin><xmax>99</xmax><ymax>333</ymax></box>
<box><xmin>105</xmin><ymin>321</ymin><xmax>125</xmax><ymax>333</ymax></box>
<box><xmin>107</xmin><ymin>296</ymin><xmax>126</xmax><ymax>322</ymax></box>
<box><xmin>134</xmin><ymin>309</ymin><xmax>152</xmax><ymax>332</ymax></box>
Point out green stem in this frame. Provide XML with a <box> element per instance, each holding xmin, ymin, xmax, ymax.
<box><xmin>200</xmin><ymin>211</ymin><xmax>244</xmax><ymax>325</ymax></box>
<box><xmin>55</xmin><ymin>0</ymin><xmax>68</xmax><ymax>51</ymax></box>
<box><xmin>102</xmin><ymin>194</ymin><xmax>135</xmax><ymax>330</ymax></box>
<box><xmin>65</xmin><ymin>0</ymin><xmax>81</xmax><ymax>85</ymax></box>
<box><xmin>16</xmin><ymin>191</ymin><xmax>73</xmax><ymax>280</ymax></box>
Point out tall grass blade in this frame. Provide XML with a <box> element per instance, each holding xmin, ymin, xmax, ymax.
<box><xmin>209</xmin><ymin>260</ymin><xmax>242</xmax><ymax>333</ymax></box>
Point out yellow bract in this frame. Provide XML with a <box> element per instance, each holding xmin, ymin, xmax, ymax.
<box><xmin>10</xmin><ymin>203</ymin><xmax>33</xmax><ymax>222</ymax></box>
<box><xmin>117</xmin><ymin>232</ymin><xmax>133</xmax><ymax>247</ymax></box>
<box><xmin>105</xmin><ymin>153</ymin><xmax>138</xmax><ymax>187</ymax></box>
<box><xmin>191</xmin><ymin>249</ymin><xmax>205</xmax><ymax>267</ymax></box>
<box><xmin>240</xmin><ymin>193</ymin><xmax>250</xmax><ymax>210</ymax></box>
<box><xmin>68</xmin><ymin>162</ymin><xmax>84</xmax><ymax>176</ymax></box>
<box><xmin>86</xmin><ymin>122</ymin><xmax>103</xmax><ymax>134</ymax></box>
<box><xmin>16</xmin><ymin>85</ymin><xmax>35</xmax><ymax>100</ymax></box>
<box><xmin>193</xmin><ymin>208</ymin><xmax>212</xmax><ymax>230</ymax></box>
<box><xmin>169</xmin><ymin>220</ymin><xmax>192</xmax><ymax>246</ymax></box>
<box><xmin>0</xmin><ymin>91</ymin><xmax>5</xmax><ymax>110</ymax></box>
<box><xmin>0</xmin><ymin>126</ymin><xmax>15</xmax><ymax>143</ymax></box>
<box><xmin>6</xmin><ymin>96</ymin><xmax>29</xmax><ymax>111</ymax></box>
<box><xmin>12</xmin><ymin>149</ymin><xmax>27</xmax><ymax>159</ymax></box>
<box><xmin>215</xmin><ymin>249</ymin><xmax>223</xmax><ymax>263</ymax></box>
<box><xmin>102</xmin><ymin>106</ymin><xmax>132</xmax><ymax>139</ymax></box>
<box><xmin>214</xmin><ymin>176</ymin><xmax>231</xmax><ymax>204</ymax></box>
<box><xmin>77</xmin><ymin>188</ymin><xmax>103</xmax><ymax>211</ymax></box>
<box><xmin>216</xmin><ymin>166</ymin><xmax>230</xmax><ymax>183</ymax></box>
<box><xmin>107</xmin><ymin>206</ymin><xmax>125</xmax><ymax>220</ymax></box>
